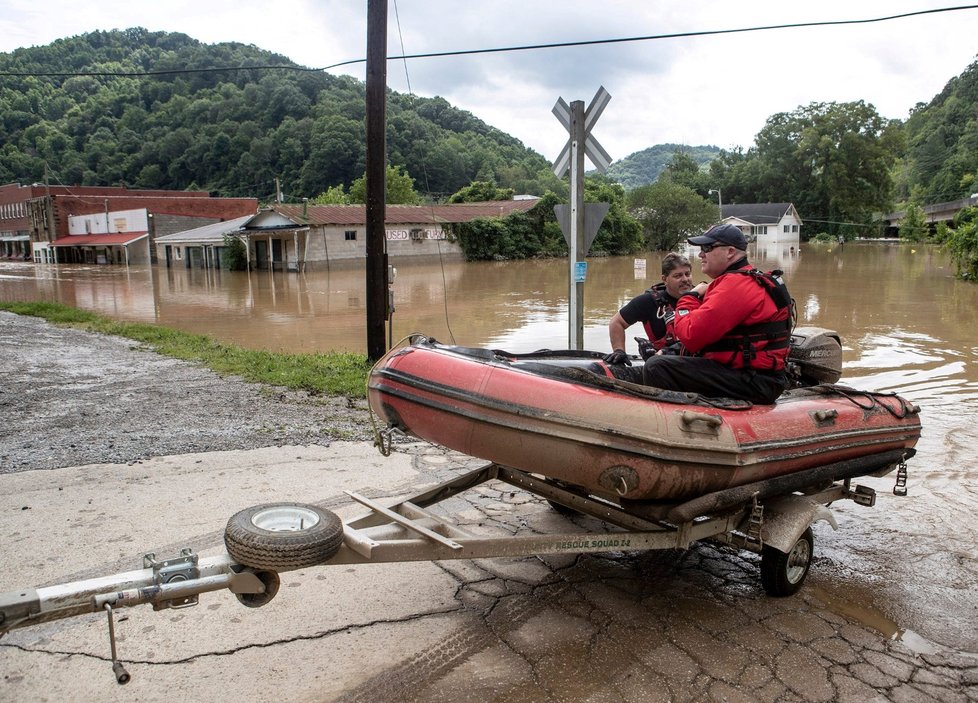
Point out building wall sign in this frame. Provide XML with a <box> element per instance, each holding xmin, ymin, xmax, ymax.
<box><xmin>386</xmin><ymin>228</ymin><xmax>445</xmax><ymax>241</ymax></box>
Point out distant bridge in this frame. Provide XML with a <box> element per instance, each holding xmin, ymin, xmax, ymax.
<box><xmin>882</xmin><ymin>194</ymin><xmax>978</xmax><ymax>234</ymax></box>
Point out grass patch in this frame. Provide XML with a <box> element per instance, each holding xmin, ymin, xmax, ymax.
<box><xmin>0</xmin><ymin>301</ymin><xmax>372</xmax><ymax>398</ymax></box>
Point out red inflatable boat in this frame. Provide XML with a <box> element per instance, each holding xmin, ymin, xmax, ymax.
<box><xmin>367</xmin><ymin>329</ymin><xmax>921</xmax><ymax>506</ymax></box>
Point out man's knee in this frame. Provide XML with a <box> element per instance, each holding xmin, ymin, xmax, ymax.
<box><xmin>641</xmin><ymin>355</ymin><xmax>682</xmax><ymax>386</ymax></box>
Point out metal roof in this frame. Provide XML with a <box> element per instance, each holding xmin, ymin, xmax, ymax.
<box><xmin>50</xmin><ymin>232</ymin><xmax>149</xmax><ymax>246</ymax></box>
<box><xmin>264</xmin><ymin>200</ymin><xmax>540</xmax><ymax>227</ymax></box>
<box><xmin>154</xmin><ymin>215</ymin><xmax>253</xmax><ymax>244</ymax></box>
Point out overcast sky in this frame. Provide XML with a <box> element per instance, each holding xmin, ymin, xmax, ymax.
<box><xmin>2</xmin><ymin>1</ymin><xmax>977</xmax><ymax>167</ymax></box>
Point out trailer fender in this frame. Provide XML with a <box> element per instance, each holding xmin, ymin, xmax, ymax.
<box><xmin>759</xmin><ymin>495</ymin><xmax>838</xmax><ymax>554</ymax></box>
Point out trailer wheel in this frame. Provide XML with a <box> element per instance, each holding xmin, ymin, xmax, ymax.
<box><xmin>235</xmin><ymin>569</ymin><xmax>281</xmax><ymax>608</ymax></box>
<box><xmin>543</xmin><ymin>479</ymin><xmax>589</xmax><ymax>515</ymax></box>
<box><xmin>225</xmin><ymin>503</ymin><xmax>343</xmax><ymax>571</ymax></box>
<box><xmin>761</xmin><ymin>526</ymin><xmax>813</xmax><ymax>597</ymax></box>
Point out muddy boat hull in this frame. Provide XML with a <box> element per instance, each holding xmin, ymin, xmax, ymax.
<box><xmin>368</xmin><ymin>338</ymin><xmax>921</xmax><ymax>501</ymax></box>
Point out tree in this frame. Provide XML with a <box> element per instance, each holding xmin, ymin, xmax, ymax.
<box><xmin>220</xmin><ymin>234</ymin><xmax>248</xmax><ymax>270</ymax></box>
<box><xmin>583</xmin><ymin>178</ymin><xmax>644</xmax><ymax>256</ymax></box>
<box><xmin>898</xmin><ymin>203</ymin><xmax>929</xmax><ymax>242</ymax></box>
<box><xmin>348</xmin><ymin>165</ymin><xmax>422</xmax><ymax>205</ymax></box>
<box><xmin>448</xmin><ymin>181</ymin><xmax>514</xmax><ymax>203</ymax></box>
<box><xmin>660</xmin><ymin>151</ymin><xmax>710</xmax><ymax>195</ymax></box>
<box><xmin>626</xmin><ymin>181</ymin><xmax>717</xmax><ymax>251</ymax></box>
<box><xmin>311</xmin><ymin>185</ymin><xmax>349</xmax><ymax>204</ymax></box>
<box><xmin>0</xmin><ymin>29</ymin><xmax>553</xmax><ymax>199</ymax></box>
<box><xmin>715</xmin><ymin>102</ymin><xmax>901</xmax><ymax>236</ymax></box>
<box><xmin>947</xmin><ymin>206</ymin><xmax>978</xmax><ymax>280</ymax></box>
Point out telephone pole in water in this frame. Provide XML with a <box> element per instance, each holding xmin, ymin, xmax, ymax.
<box><xmin>365</xmin><ymin>0</ymin><xmax>388</xmax><ymax>361</ymax></box>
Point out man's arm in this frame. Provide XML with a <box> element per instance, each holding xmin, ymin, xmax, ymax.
<box><xmin>608</xmin><ymin>312</ymin><xmax>630</xmax><ymax>352</ymax></box>
<box><xmin>674</xmin><ymin>276</ymin><xmax>758</xmax><ymax>352</ymax></box>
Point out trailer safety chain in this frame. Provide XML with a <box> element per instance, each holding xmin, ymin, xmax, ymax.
<box><xmin>893</xmin><ymin>459</ymin><xmax>909</xmax><ymax>496</ymax></box>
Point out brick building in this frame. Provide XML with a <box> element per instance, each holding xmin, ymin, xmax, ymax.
<box><xmin>0</xmin><ymin>183</ymin><xmax>256</xmax><ymax>264</ymax></box>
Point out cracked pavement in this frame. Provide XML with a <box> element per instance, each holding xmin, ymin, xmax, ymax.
<box><xmin>1</xmin><ymin>314</ymin><xmax>976</xmax><ymax>701</ymax></box>
<box><xmin>2</xmin><ymin>444</ymin><xmax>977</xmax><ymax>702</ymax></box>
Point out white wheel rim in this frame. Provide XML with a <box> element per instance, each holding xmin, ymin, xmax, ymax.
<box><xmin>251</xmin><ymin>506</ymin><xmax>321</xmax><ymax>532</ymax></box>
<box><xmin>785</xmin><ymin>538</ymin><xmax>811</xmax><ymax>584</ymax></box>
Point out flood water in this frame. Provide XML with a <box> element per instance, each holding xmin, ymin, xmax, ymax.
<box><xmin>2</xmin><ymin>239</ymin><xmax>978</xmax><ymax>653</ymax></box>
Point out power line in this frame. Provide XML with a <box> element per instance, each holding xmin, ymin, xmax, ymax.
<box><xmin>2</xmin><ymin>5</ymin><xmax>977</xmax><ymax>78</ymax></box>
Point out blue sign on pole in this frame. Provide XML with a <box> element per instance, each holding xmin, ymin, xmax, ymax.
<box><xmin>574</xmin><ymin>261</ymin><xmax>588</xmax><ymax>282</ymax></box>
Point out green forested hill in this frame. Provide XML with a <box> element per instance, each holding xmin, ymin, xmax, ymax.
<box><xmin>899</xmin><ymin>59</ymin><xmax>978</xmax><ymax>204</ymax></box>
<box><xmin>0</xmin><ymin>28</ymin><xmax>559</xmax><ymax>200</ymax></box>
<box><xmin>604</xmin><ymin>143</ymin><xmax>721</xmax><ymax>190</ymax></box>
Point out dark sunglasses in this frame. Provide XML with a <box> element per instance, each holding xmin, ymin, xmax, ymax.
<box><xmin>700</xmin><ymin>243</ymin><xmax>727</xmax><ymax>253</ymax></box>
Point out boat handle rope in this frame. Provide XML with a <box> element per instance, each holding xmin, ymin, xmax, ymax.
<box><xmin>815</xmin><ymin>385</ymin><xmax>920</xmax><ymax>419</ymax></box>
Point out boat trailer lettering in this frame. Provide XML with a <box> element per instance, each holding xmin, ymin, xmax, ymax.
<box><xmin>555</xmin><ymin>537</ymin><xmax>631</xmax><ymax>551</ymax></box>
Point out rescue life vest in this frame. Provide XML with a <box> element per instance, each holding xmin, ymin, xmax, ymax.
<box><xmin>700</xmin><ymin>269</ymin><xmax>795</xmax><ymax>365</ymax></box>
<box><xmin>641</xmin><ymin>284</ymin><xmax>678</xmax><ymax>350</ymax></box>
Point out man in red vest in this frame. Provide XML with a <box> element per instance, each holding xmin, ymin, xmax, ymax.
<box><xmin>612</xmin><ymin>223</ymin><xmax>792</xmax><ymax>404</ymax></box>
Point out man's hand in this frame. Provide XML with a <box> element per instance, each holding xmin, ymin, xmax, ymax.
<box><xmin>603</xmin><ymin>348</ymin><xmax>631</xmax><ymax>366</ymax></box>
<box><xmin>634</xmin><ymin>337</ymin><xmax>655</xmax><ymax>361</ymax></box>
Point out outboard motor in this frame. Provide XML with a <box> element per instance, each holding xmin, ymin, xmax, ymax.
<box><xmin>786</xmin><ymin>327</ymin><xmax>843</xmax><ymax>386</ymax></box>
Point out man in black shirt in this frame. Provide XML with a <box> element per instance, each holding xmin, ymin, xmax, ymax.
<box><xmin>604</xmin><ymin>252</ymin><xmax>692</xmax><ymax>365</ymax></box>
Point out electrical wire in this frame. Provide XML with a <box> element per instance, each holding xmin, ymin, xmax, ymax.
<box><xmin>391</xmin><ymin>0</ymin><xmax>457</xmax><ymax>345</ymax></box>
<box><xmin>2</xmin><ymin>5</ymin><xmax>977</xmax><ymax>78</ymax></box>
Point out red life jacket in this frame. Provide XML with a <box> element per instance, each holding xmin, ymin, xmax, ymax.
<box><xmin>640</xmin><ymin>283</ymin><xmax>678</xmax><ymax>350</ymax></box>
<box><xmin>700</xmin><ymin>268</ymin><xmax>793</xmax><ymax>370</ymax></box>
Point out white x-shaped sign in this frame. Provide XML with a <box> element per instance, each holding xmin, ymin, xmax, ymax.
<box><xmin>552</xmin><ymin>86</ymin><xmax>612</xmax><ymax>177</ymax></box>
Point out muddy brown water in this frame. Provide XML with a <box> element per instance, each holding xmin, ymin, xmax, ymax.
<box><xmin>2</xmin><ymin>239</ymin><xmax>977</xmax><ymax>655</ymax></box>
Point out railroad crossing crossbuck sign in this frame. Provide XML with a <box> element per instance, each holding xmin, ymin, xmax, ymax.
<box><xmin>552</xmin><ymin>86</ymin><xmax>612</xmax><ymax>177</ymax></box>
<box><xmin>551</xmin><ymin>86</ymin><xmax>612</xmax><ymax>350</ymax></box>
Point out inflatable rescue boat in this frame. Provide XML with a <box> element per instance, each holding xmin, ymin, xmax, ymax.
<box><xmin>367</xmin><ymin>328</ymin><xmax>921</xmax><ymax>505</ymax></box>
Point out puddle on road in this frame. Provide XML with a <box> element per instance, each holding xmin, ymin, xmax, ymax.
<box><xmin>810</xmin><ymin>585</ymin><xmax>942</xmax><ymax>655</ymax></box>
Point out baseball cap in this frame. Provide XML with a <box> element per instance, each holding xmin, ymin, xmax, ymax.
<box><xmin>688</xmin><ymin>223</ymin><xmax>747</xmax><ymax>250</ymax></box>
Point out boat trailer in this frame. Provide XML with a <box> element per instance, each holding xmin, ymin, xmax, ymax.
<box><xmin>0</xmin><ymin>453</ymin><xmax>910</xmax><ymax>684</ymax></box>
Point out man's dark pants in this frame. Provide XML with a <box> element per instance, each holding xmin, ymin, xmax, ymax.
<box><xmin>610</xmin><ymin>355</ymin><xmax>788</xmax><ymax>404</ymax></box>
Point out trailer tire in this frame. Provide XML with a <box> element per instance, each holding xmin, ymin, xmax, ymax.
<box><xmin>761</xmin><ymin>526</ymin><xmax>813</xmax><ymax>597</ymax></box>
<box><xmin>235</xmin><ymin>569</ymin><xmax>281</xmax><ymax>608</ymax></box>
<box><xmin>543</xmin><ymin>479</ymin><xmax>589</xmax><ymax>515</ymax></box>
<box><xmin>225</xmin><ymin>503</ymin><xmax>343</xmax><ymax>571</ymax></box>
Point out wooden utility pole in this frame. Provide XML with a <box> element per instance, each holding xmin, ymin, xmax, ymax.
<box><xmin>365</xmin><ymin>0</ymin><xmax>388</xmax><ymax>361</ymax></box>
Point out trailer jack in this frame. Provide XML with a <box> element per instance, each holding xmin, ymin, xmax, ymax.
<box><xmin>104</xmin><ymin>603</ymin><xmax>130</xmax><ymax>684</ymax></box>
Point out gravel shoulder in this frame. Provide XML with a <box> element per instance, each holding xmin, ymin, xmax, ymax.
<box><xmin>1</xmin><ymin>311</ymin><xmax>373</xmax><ymax>472</ymax></box>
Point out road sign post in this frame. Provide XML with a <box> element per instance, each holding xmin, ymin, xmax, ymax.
<box><xmin>552</xmin><ymin>87</ymin><xmax>611</xmax><ymax>350</ymax></box>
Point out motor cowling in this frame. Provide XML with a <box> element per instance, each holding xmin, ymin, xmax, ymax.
<box><xmin>787</xmin><ymin>327</ymin><xmax>843</xmax><ymax>386</ymax></box>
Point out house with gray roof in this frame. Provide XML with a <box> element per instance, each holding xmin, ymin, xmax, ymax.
<box><xmin>154</xmin><ymin>215</ymin><xmax>254</xmax><ymax>269</ymax></box>
<box><xmin>721</xmin><ymin>203</ymin><xmax>802</xmax><ymax>240</ymax></box>
<box><xmin>155</xmin><ymin>199</ymin><xmax>541</xmax><ymax>271</ymax></box>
